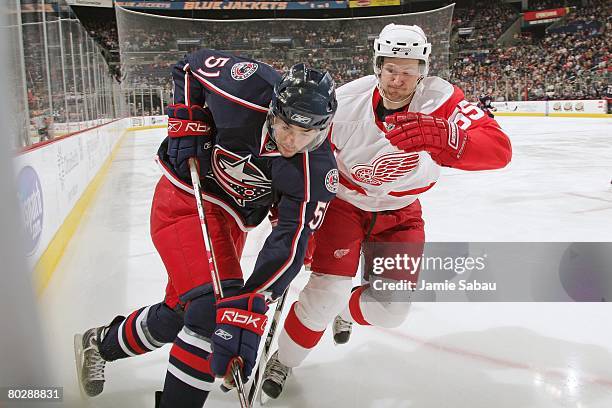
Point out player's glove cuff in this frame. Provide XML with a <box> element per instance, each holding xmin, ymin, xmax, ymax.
<box><xmin>167</xmin><ymin>104</ymin><xmax>214</xmax><ymax>138</ymax></box>
<box><xmin>215</xmin><ymin>293</ymin><xmax>269</xmax><ymax>329</ymax></box>
<box><xmin>216</xmin><ymin>307</ymin><xmax>267</xmax><ymax>336</ymax></box>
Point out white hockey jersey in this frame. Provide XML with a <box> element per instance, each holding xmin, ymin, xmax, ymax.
<box><xmin>330</xmin><ymin>75</ymin><xmax>511</xmax><ymax>212</ymax></box>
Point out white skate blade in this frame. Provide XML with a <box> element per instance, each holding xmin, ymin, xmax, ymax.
<box><xmin>73</xmin><ymin>333</ymin><xmax>87</xmax><ymax>398</ymax></box>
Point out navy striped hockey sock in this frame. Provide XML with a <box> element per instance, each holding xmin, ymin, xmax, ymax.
<box><xmin>159</xmin><ymin>327</ymin><xmax>215</xmax><ymax>407</ymax></box>
<box><xmin>99</xmin><ymin>305</ymin><xmax>166</xmax><ymax>361</ymax></box>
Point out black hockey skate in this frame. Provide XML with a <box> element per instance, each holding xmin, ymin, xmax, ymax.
<box><xmin>262</xmin><ymin>351</ymin><xmax>291</xmax><ymax>399</ymax></box>
<box><xmin>74</xmin><ymin>326</ymin><xmax>107</xmax><ymax>397</ymax></box>
<box><xmin>332</xmin><ymin>315</ymin><xmax>352</xmax><ymax>345</ymax></box>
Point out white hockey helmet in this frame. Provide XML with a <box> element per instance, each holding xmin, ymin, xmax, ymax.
<box><xmin>373</xmin><ymin>24</ymin><xmax>432</xmax><ymax>78</ymax></box>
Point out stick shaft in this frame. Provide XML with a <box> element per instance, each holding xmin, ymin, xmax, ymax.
<box><xmin>188</xmin><ymin>158</ymin><xmax>249</xmax><ymax>408</ymax></box>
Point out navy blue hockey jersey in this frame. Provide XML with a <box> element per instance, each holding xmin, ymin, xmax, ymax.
<box><xmin>156</xmin><ymin>49</ymin><xmax>338</xmax><ymax>298</ymax></box>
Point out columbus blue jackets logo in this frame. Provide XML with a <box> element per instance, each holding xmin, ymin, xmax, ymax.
<box><xmin>231</xmin><ymin>62</ymin><xmax>258</xmax><ymax>81</ymax></box>
<box><xmin>211</xmin><ymin>146</ymin><xmax>272</xmax><ymax>206</ymax></box>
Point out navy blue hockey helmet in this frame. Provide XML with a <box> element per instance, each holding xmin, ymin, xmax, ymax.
<box><xmin>268</xmin><ymin>63</ymin><xmax>337</xmax><ymax>152</ymax></box>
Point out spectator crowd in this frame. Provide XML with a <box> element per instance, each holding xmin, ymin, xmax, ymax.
<box><xmin>24</xmin><ymin>0</ymin><xmax>611</xmax><ymax>127</ymax></box>
<box><xmin>452</xmin><ymin>0</ymin><xmax>609</xmax><ymax>101</ymax></box>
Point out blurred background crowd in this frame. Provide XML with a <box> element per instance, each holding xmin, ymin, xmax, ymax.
<box><xmin>16</xmin><ymin>0</ymin><xmax>611</xmax><ymax>146</ymax></box>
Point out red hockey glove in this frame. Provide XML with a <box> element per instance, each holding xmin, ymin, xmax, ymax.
<box><xmin>166</xmin><ymin>104</ymin><xmax>215</xmax><ymax>182</ymax></box>
<box><xmin>384</xmin><ymin>112</ymin><xmax>469</xmax><ymax>165</ymax></box>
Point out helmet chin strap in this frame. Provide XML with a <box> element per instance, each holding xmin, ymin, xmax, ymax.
<box><xmin>376</xmin><ymin>75</ymin><xmax>424</xmax><ymax>109</ymax></box>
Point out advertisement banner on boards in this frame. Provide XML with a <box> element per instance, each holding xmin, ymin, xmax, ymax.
<box><xmin>114</xmin><ymin>1</ymin><xmax>348</xmax><ymax>10</ymax></box>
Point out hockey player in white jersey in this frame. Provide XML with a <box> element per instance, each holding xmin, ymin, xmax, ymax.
<box><xmin>261</xmin><ymin>23</ymin><xmax>512</xmax><ymax>399</ymax></box>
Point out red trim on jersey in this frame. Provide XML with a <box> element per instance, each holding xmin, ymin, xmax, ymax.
<box><xmin>388</xmin><ymin>182</ymin><xmax>436</xmax><ymax>197</ymax></box>
<box><xmin>429</xmin><ymin>85</ymin><xmax>462</xmax><ymax>119</ymax></box>
<box><xmin>339</xmin><ymin>174</ymin><xmax>367</xmax><ymax>195</ymax></box>
<box><xmin>124</xmin><ymin>310</ymin><xmax>146</xmax><ymax>355</ymax></box>
<box><xmin>168</xmin><ymin>118</ymin><xmax>212</xmax><ymax>138</ymax></box>
<box><xmin>170</xmin><ymin>344</ymin><xmax>212</xmax><ymax>374</ymax></box>
<box><xmin>429</xmin><ymin>85</ymin><xmax>512</xmax><ymax>170</ymax></box>
<box><xmin>326</xmin><ymin>123</ymin><xmax>334</xmax><ymax>144</ymax></box>
<box><xmin>303</xmin><ymin>151</ymin><xmax>311</xmax><ymax>202</ymax></box>
<box><xmin>203</xmin><ymin>191</ymin><xmax>255</xmax><ymax>231</ymax></box>
<box><xmin>191</xmin><ymin>70</ymin><xmax>268</xmax><ymax>113</ymax></box>
<box><xmin>284</xmin><ymin>302</ymin><xmax>325</xmax><ymax>349</ymax></box>
<box><xmin>156</xmin><ymin>156</ymin><xmax>255</xmax><ymax>232</ymax></box>
<box><xmin>259</xmin><ymin>131</ymin><xmax>281</xmax><ymax>157</ymax></box>
<box><xmin>254</xmin><ymin>152</ymin><xmax>310</xmax><ymax>293</ymax></box>
<box><xmin>339</xmin><ymin>174</ymin><xmax>436</xmax><ymax>198</ymax></box>
<box><xmin>254</xmin><ymin>201</ymin><xmax>306</xmax><ymax>293</ymax></box>
<box><xmin>348</xmin><ymin>286</ymin><xmax>371</xmax><ymax>326</ymax></box>
<box><xmin>216</xmin><ymin>308</ymin><xmax>267</xmax><ymax>336</ymax></box>
<box><xmin>184</xmin><ymin>64</ymin><xmax>191</xmax><ymax>105</ymax></box>
<box><xmin>371</xmin><ymin>88</ymin><xmax>387</xmax><ymax>133</ymax></box>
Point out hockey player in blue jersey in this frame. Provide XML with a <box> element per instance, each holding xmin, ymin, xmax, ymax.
<box><xmin>477</xmin><ymin>92</ymin><xmax>496</xmax><ymax>118</ymax></box>
<box><xmin>74</xmin><ymin>49</ymin><xmax>338</xmax><ymax>407</ymax></box>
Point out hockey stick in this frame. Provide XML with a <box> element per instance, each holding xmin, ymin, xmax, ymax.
<box><xmin>188</xmin><ymin>158</ymin><xmax>250</xmax><ymax>408</ymax></box>
<box><xmin>248</xmin><ymin>290</ymin><xmax>289</xmax><ymax>406</ymax></box>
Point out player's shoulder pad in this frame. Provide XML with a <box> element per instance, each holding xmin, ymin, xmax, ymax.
<box><xmin>186</xmin><ymin>49</ymin><xmax>281</xmax><ymax>108</ymax></box>
<box><xmin>411</xmin><ymin>76</ymin><xmax>457</xmax><ymax>115</ymax></box>
<box><xmin>272</xmin><ymin>139</ymin><xmax>337</xmax><ymax>203</ymax></box>
<box><xmin>334</xmin><ymin>75</ymin><xmax>378</xmax><ymax>123</ymax></box>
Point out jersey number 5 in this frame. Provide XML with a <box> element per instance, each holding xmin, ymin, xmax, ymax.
<box><xmin>451</xmin><ymin>100</ymin><xmax>485</xmax><ymax>130</ymax></box>
<box><xmin>198</xmin><ymin>56</ymin><xmax>230</xmax><ymax>78</ymax></box>
<box><xmin>308</xmin><ymin>201</ymin><xmax>329</xmax><ymax>230</ymax></box>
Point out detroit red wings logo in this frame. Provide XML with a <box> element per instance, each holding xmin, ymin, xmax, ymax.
<box><xmin>350</xmin><ymin>152</ymin><xmax>419</xmax><ymax>186</ymax></box>
<box><xmin>211</xmin><ymin>146</ymin><xmax>271</xmax><ymax>206</ymax></box>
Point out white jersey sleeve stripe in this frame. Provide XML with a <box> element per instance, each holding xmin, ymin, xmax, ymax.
<box><xmin>192</xmin><ymin>69</ymin><xmax>268</xmax><ymax>113</ymax></box>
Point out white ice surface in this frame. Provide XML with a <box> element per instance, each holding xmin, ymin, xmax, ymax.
<box><xmin>39</xmin><ymin>117</ymin><xmax>612</xmax><ymax>407</ymax></box>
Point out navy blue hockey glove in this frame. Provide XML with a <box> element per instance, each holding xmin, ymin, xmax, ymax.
<box><xmin>210</xmin><ymin>293</ymin><xmax>268</xmax><ymax>381</ymax></box>
<box><xmin>166</xmin><ymin>104</ymin><xmax>215</xmax><ymax>182</ymax></box>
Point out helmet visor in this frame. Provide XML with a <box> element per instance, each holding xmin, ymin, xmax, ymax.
<box><xmin>269</xmin><ymin>113</ymin><xmax>329</xmax><ymax>155</ymax></box>
<box><xmin>375</xmin><ymin>59</ymin><xmax>427</xmax><ymax>78</ymax></box>
<box><xmin>380</xmin><ymin>63</ymin><xmax>423</xmax><ymax>77</ymax></box>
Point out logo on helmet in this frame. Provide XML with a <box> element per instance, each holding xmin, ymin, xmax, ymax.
<box><xmin>231</xmin><ymin>62</ymin><xmax>258</xmax><ymax>81</ymax></box>
<box><xmin>391</xmin><ymin>47</ymin><xmax>412</xmax><ymax>53</ymax></box>
<box><xmin>290</xmin><ymin>113</ymin><xmax>312</xmax><ymax>125</ymax></box>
